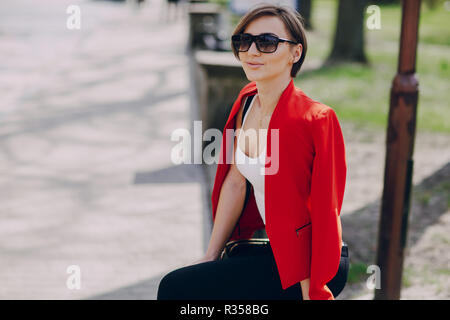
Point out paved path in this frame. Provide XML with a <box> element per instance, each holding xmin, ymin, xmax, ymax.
<box><xmin>0</xmin><ymin>0</ymin><xmax>204</xmax><ymax>299</ymax></box>
<box><xmin>1</xmin><ymin>0</ymin><xmax>449</xmax><ymax>300</ymax></box>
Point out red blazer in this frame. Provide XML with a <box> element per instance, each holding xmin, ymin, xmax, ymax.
<box><xmin>211</xmin><ymin>79</ymin><xmax>347</xmax><ymax>300</ymax></box>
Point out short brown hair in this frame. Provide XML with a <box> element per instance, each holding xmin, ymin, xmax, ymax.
<box><xmin>231</xmin><ymin>4</ymin><xmax>307</xmax><ymax>77</ymax></box>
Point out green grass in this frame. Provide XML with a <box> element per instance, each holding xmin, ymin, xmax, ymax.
<box><xmin>435</xmin><ymin>180</ymin><xmax>450</xmax><ymax>209</ymax></box>
<box><xmin>402</xmin><ymin>266</ymin><xmax>414</xmax><ymax>288</ymax></box>
<box><xmin>436</xmin><ymin>268</ymin><xmax>450</xmax><ymax>276</ymax></box>
<box><xmin>415</xmin><ymin>180</ymin><xmax>450</xmax><ymax>208</ymax></box>
<box><xmin>295</xmin><ymin>0</ymin><xmax>450</xmax><ymax>133</ymax></box>
<box><xmin>347</xmin><ymin>262</ymin><xmax>369</xmax><ymax>284</ymax></box>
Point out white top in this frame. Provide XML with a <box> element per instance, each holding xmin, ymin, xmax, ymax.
<box><xmin>234</xmin><ymin>94</ymin><xmax>267</xmax><ymax>225</ymax></box>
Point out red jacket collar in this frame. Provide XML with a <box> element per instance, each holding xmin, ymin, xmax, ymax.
<box><xmin>225</xmin><ymin>79</ymin><xmax>295</xmax><ymax>130</ymax></box>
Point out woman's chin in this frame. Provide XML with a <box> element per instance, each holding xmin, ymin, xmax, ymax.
<box><xmin>244</xmin><ymin>71</ymin><xmax>266</xmax><ymax>82</ymax></box>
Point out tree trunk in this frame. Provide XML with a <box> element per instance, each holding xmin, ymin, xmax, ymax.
<box><xmin>296</xmin><ymin>0</ymin><xmax>313</xmax><ymax>30</ymax></box>
<box><xmin>326</xmin><ymin>0</ymin><xmax>368</xmax><ymax>65</ymax></box>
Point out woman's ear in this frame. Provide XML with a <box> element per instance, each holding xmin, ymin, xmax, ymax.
<box><xmin>292</xmin><ymin>43</ymin><xmax>302</xmax><ymax>64</ymax></box>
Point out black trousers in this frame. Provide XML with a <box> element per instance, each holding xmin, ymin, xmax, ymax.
<box><xmin>157</xmin><ymin>243</ymin><xmax>348</xmax><ymax>300</ymax></box>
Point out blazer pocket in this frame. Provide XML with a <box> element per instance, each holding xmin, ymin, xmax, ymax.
<box><xmin>295</xmin><ymin>222</ymin><xmax>311</xmax><ymax>237</ymax></box>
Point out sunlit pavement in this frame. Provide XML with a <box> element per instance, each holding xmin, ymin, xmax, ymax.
<box><xmin>3</xmin><ymin>0</ymin><xmax>450</xmax><ymax>301</ymax></box>
<box><xmin>0</xmin><ymin>0</ymin><xmax>203</xmax><ymax>299</ymax></box>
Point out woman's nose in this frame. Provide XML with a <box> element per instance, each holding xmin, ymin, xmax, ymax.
<box><xmin>247</xmin><ymin>41</ymin><xmax>260</xmax><ymax>55</ymax></box>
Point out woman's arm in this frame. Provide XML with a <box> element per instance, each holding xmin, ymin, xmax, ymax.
<box><xmin>308</xmin><ymin>107</ymin><xmax>346</xmax><ymax>300</ymax></box>
<box><xmin>300</xmin><ymin>279</ymin><xmax>310</xmax><ymax>300</ymax></box>
<box><xmin>204</xmin><ymin>164</ymin><xmax>247</xmax><ymax>260</ymax></box>
<box><xmin>204</xmin><ymin>106</ymin><xmax>247</xmax><ymax>261</ymax></box>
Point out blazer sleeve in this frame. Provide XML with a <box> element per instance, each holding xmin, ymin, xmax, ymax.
<box><xmin>308</xmin><ymin>107</ymin><xmax>347</xmax><ymax>300</ymax></box>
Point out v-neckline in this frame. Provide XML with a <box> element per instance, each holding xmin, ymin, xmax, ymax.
<box><xmin>238</xmin><ymin>94</ymin><xmax>267</xmax><ymax>159</ymax></box>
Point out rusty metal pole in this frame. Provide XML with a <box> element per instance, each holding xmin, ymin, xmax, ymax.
<box><xmin>374</xmin><ymin>0</ymin><xmax>421</xmax><ymax>300</ymax></box>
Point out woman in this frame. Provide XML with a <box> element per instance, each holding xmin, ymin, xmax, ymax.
<box><xmin>157</xmin><ymin>4</ymin><xmax>347</xmax><ymax>300</ymax></box>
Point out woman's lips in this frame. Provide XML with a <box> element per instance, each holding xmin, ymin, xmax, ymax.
<box><xmin>246</xmin><ymin>62</ymin><xmax>264</xmax><ymax>69</ymax></box>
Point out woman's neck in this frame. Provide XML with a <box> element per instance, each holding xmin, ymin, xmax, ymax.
<box><xmin>255</xmin><ymin>73</ymin><xmax>292</xmax><ymax>115</ymax></box>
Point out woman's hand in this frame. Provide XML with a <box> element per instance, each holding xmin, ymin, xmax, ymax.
<box><xmin>300</xmin><ymin>278</ymin><xmax>311</xmax><ymax>300</ymax></box>
<box><xmin>191</xmin><ymin>253</ymin><xmax>218</xmax><ymax>265</ymax></box>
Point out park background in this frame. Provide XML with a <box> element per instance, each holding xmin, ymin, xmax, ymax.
<box><xmin>0</xmin><ymin>0</ymin><xmax>448</xmax><ymax>299</ymax></box>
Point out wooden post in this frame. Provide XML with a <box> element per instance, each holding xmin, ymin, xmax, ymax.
<box><xmin>374</xmin><ymin>0</ymin><xmax>421</xmax><ymax>300</ymax></box>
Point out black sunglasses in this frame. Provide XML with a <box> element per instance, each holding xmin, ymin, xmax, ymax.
<box><xmin>232</xmin><ymin>33</ymin><xmax>298</xmax><ymax>54</ymax></box>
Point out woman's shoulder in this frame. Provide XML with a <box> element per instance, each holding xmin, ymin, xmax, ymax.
<box><xmin>293</xmin><ymin>88</ymin><xmax>337</xmax><ymax>122</ymax></box>
<box><xmin>308</xmin><ymin>102</ymin><xmax>336</xmax><ymax>120</ymax></box>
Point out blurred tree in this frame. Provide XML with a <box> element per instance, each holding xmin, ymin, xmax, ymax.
<box><xmin>326</xmin><ymin>0</ymin><xmax>368</xmax><ymax>65</ymax></box>
<box><xmin>296</xmin><ymin>0</ymin><xmax>313</xmax><ymax>30</ymax></box>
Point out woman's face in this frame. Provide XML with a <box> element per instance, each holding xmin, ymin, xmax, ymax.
<box><xmin>239</xmin><ymin>15</ymin><xmax>301</xmax><ymax>82</ymax></box>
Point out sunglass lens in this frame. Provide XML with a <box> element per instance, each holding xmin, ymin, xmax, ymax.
<box><xmin>232</xmin><ymin>34</ymin><xmax>252</xmax><ymax>52</ymax></box>
<box><xmin>236</xmin><ymin>34</ymin><xmax>252</xmax><ymax>51</ymax></box>
<box><xmin>256</xmin><ymin>34</ymin><xmax>278</xmax><ymax>53</ymax></box>
<box><xmin>231</xmin><ymin>35</ymin><xmax>241</xmax><ymax>51</ymax></box>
